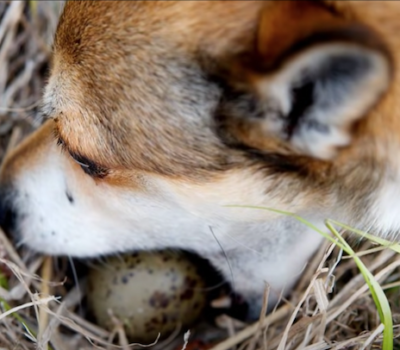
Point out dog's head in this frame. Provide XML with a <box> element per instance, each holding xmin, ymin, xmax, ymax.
<box><xmin>0</xmin><ymin>1</ymin><xmax>398</xmax><ymax>259</ymax></box>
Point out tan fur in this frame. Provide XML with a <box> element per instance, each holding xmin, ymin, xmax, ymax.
<box><xmin>1</xmin><ymin>0</ymin><xmax>400</xmax><ymax>319</ymax></box>
<box><xmin>38</xmin><ymin>0</ymin><xmax>394</xmax><ymax>190</ymax></box>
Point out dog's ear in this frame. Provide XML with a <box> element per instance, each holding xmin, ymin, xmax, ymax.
<box><xmin>216</xmin><ymin>1</ymin><xmax>392</xmax><ymax>160</ymax></box>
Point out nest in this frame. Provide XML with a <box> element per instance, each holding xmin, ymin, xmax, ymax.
<box><xmin>0</xmin><ymin>2</ymin><xmax>399</xmax><ymax>350</ymax></box>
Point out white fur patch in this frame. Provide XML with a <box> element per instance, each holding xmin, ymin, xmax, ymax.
<box><xmin>369</xmin><ymin>165</ymin><xmax>400</xmax><ymax>239</ymax></box>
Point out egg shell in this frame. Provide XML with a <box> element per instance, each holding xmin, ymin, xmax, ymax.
<box><xmin>87</xmin><ymin>251</ymin><xmax>207</xmax><ymax>343</ymax></box>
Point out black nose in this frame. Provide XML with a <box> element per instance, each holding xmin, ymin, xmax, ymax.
<box><xmin>0</xmin><ymin>190</ymin><xmax>17</xmax><ymax>236</ymax></box>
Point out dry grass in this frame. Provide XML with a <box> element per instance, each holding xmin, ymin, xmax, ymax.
<box><xmin>0</xmin><ymin>1</ymin><xmax>400</xmax><ymax>349</ymax></box>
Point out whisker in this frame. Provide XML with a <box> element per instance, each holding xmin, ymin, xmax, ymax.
<box><xmin>217</xmin><ymin>229</ymin><xmax>264</xmax><ymax>256</ymax></box>
<box><xmin>14</xmin><ymin>238</ymin><xmax>25</xmax><ymax>249</ymax></box>
<box><xmin>209</xmin><ymin>225</ymin><xmax>235</xmax><ymax>294</ymax></box>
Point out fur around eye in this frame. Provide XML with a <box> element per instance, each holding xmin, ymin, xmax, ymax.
<box><xmin>53</xmin><ymin>127</ymin><xmax>108</xmax><ymax>178</ymax></box>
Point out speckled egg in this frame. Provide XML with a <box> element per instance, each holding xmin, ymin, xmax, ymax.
<box><xmin>86</xmin><ymin>251</ymin><xmax>208</xmax><ymax>343</ymax></box>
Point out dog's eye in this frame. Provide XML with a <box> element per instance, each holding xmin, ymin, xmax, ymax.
<box><xmin>56</xmin><ymin>136</ymin><xmax>108</xmax><ymax>178</ymax></box>
<box><xmin>71</xmin><ymin>152</ymin><xmax>109</xmax><ymax>178</ymax></box>
<box><xmin>69</xmin><ymin>151</ymin><xmax>109</xmax><ymax>178</ymax></box>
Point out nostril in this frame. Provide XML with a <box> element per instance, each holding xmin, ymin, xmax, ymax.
<box><xmin>1</xmin><ymin>208</ymin><xmax>17</xmax><ymax>235</ymax></box>
<box><xmin>0</xmin><ymin>195</ymin><xmax>17</xmax><ymax>235</ymax></box>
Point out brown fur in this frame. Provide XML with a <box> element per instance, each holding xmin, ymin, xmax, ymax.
<box><xmin>42</xmin><ymin>1</ymin><xmax>265</xmax><ymax>181</ymax></box>
<box><xmin>41</xmin><ymin>1</ymin><xmax>391</xmax><ymax>183</ymax></box>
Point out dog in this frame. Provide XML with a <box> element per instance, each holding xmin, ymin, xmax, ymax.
<box><xmin>0</xmin><ymin>0</ymin><xmax>399</xmax><ymax>320</ymax></box>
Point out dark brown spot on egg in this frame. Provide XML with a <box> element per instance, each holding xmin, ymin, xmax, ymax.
<box><xmin>184</xmin><ymin>276</ymin><xmax>198</xmax><ymax>289</ymax></box>
<box><xmin>180</xmin><ymin>288</ymin><xmax>194</xmax><ymax>301</ymax></box>
<box><xmin>121</xmin><ymin>275</ymin><xmax>129</xmax><ymax>284</ymax></box>
<box><xmin>145</xmin><ymin>323</ymin><xmax>156</xmax><ymax>333</ymax></box>
<box><xmin>150</xmin><ymin>317</ymin><xmax>159</xmax><ymax>325</ymax></box>
<box><xmin>149</xmin><ymin>291</ymin><xmax>170</xmax><ymax>309</ymax></box>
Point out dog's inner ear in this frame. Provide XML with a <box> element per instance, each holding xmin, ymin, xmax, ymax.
<box><xmin>216</xmin><ymin>1</ymin><xmax>392</xmax><ymax>160</ymax></box>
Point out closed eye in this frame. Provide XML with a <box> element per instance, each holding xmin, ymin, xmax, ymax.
<box><xmin>55</xmin><ymin>133</ymin><xmax>109</xmax><ymax>178</ymax></box>
<box><xmin>68</xmin><ymin>150</ymin><xmax>109</xmax><ymax>178</ymax></box>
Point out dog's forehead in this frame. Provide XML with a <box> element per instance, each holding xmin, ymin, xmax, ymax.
<box><xmin>54</xmin><ymin>1</ymin><xmax>263</xmax><ymax>55</ymax></box>
<box><xmin>44</xmin><ymin>1</ymin><xmax>273</xmax><ymax>177</ymax></box>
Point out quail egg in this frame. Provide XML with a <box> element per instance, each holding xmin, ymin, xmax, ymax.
<box><xmin>86</xmin><ymin>251</ymin><xmax>208</xmax><ymax>343</ymax></box>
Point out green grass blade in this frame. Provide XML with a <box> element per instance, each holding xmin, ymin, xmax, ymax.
<box><xmin>226</xmin><ymin>205</ymin><xmax>394</xmax><ymax>349</ymax></box>
<box><xmin>328</xmin><ymin>219</ymin><xmax>400</xmax><ymax>254</ymax></box>
<box><xmin>325</xmin><ymin>221</ymin><xmax>393</xmax><ymax>350</ymax></box>
<box><xmin>29</xmin><ymin>0</ymin><xmax>38</xmax><ymax>17</ymax></box>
